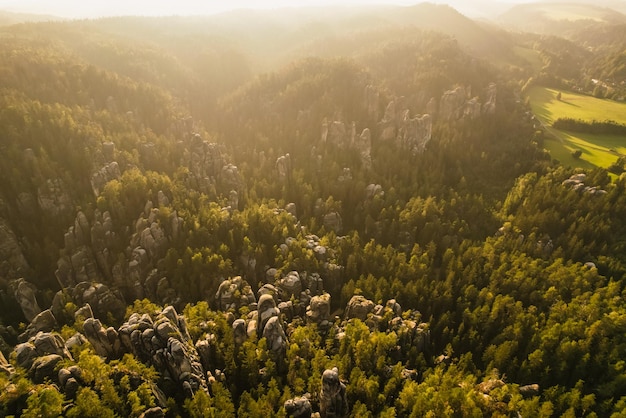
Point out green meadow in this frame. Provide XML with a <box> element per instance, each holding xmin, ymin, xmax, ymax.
<box><xmin>527</xmin><ymin>86</ymin><xmax>626</xmax><ymax>169</ymax></box>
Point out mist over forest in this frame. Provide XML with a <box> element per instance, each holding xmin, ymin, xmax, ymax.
<box><xmin>1</xmin><ymin>1</ymin><xmax>626</xmax><ymax>416</ymax></box>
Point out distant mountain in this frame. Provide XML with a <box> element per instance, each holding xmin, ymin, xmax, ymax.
<box><xmin>498</xmin><ymin>2</ymin><xmax>626</xmax><ymax>36</ymax></box>
<box><xmin>0</xmin><ymin>10</ymin><xmax>63</xmax><ymax>26</ymax></box>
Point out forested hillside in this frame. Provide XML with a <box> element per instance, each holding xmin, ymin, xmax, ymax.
<box><xmin>1</xmin><ymin>4</ymin><xmax>626</xmax><ymax>417</ymax></box>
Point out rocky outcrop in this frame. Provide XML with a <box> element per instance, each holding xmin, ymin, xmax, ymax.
<box><xmin>215</xmin><ymin>276</ymin><xmax>256</xmax><ymax>312</ymax></box>
<box><xmin>0</xmin><ymin>218</ymin><xmax>31</xmax><ymax>279</ymax></box>
<box><xmin>91</xmin><ymin>161</ymin><xmax>121</xmax><ymax>196</ymax></box>
<box><xmin>379</xmin><ymin>99</ymin><xmax>432</xmax><ymax>155</ymax></box>
<box><xmin>562</xmin><ymin>172</ymin><xmax>607</xmax><ymax>195</ymax></box>
<box><xmin>344</xmin><ymin>295</ymin><xmax>375</xmax><ymax>321</ymax></box>
<box><xmin>439</xmin><ymin>84</ymin><xmax>497</xmax><ymax>121</ymax></box>
<box><xmin>83</xmin><ymin>317</ymin><xmax>121</xmax><ymax>359</ymax></box>
<box><xmin>284</xmin><ymin>394</ymin><xmax>313</xmax><ymax>418</ymax></box>
<box><xmin>18</xmin><ymin>309</ymin><xmax>57</xmax><ymax>342</ymax></box>
<box><xmin>10</xmin><ymin>278</ymin><xmax>41</xmax><ymax>322</ymax></box>
<box><xmin>321</xmin><ymin>120</ymin><xmax>355</xmax><ymax>149</ymax></box>
<box><xmin>320</xmin><ymin>367</ymin><xmax>348</xmax><ymax>418</ymax></box>
<box><xmin>276</xmin><ymin>154</ymin><xmax>292</xmax><ymax>181</ymax></box>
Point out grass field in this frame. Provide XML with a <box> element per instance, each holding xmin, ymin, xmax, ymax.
<box><xmin>527</xmin><ymin>86</ymin><xmax>626</xmax><ymax>169</ymax></box>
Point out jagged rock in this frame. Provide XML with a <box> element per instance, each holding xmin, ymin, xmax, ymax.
<box><xmin>321</xmin><ymin>120</ymin><xmax>355</xmax><ymax>148</ymax></box>
<box><xmin>440</xmin><ymin>86</ymin><xmax>468</xmax><ymax>120</ymax></box>
<box><xmin>0</xmin><ymin>218</ymin><xmax>31</xmax><ymax>279</ymax></box>
<box><xmin>257</xmin><ymin>293</ymin><xmax>280</xmax><ymax>337</ymax></box>
<box><xmin>19</xmin><ymin>309</ymin><xmax>57</xmax><ymax>342</ymax></box>
<box><xmin>278</xmin><ymin>271</ymin><xmax>302</xmax><ymax>299</ymax></box>
<box><xmin>11</xmin><ymin>278</ymin><xmax>41</xmax><ymax>322</ymax></box>
<box><xmin>83</xmin><ymin>317</ymin><xmax>121</xmax><ymax>359</ymax></box>
<box><xmin>306</xmin><ymin>293</ymin><xmax>331</xmax><ymax>324</ymax></box>
<box><xmin>215</xmin><ymin>276</ymin><xmax>256</xmax><ymax>312</ymax></box>
<box><xmin>30</xmin><ymin>354</ymin><xmax>63</xmax><ymax>383</ymax></box>
<box><xmin>74</xmin><ymin>303</ymin><xmax>94</xmax><ymax>321</ymax></box>
<box><xmin>262</xmin><ymin>316</ymin><xmax>288</xmax><ymax>353</ymax></box>
<box><xmin>33</xmin><ymin>332</ymin><xmax>72</xmax><ymax>359</ymax></box>
<box><xmin>65</xmin><ymin>333</ymin><xmax>88</xmax><ymax>353</ymax></box>
<box><xmin>323</xmin><ymin>212</ymin><xmax>342</xmax><ymax>233</ymax></box>
<box><xmin>91</xmin><ymin>161</ymin><xmax>121</xmax><ymax>196</ymax></box>
<box><xmin>320</xmin><ymin>367</ymin><xmax>348</xmax><ymax>418</ymax></box>
<box><xmin>344</xmin><ymin>295</ymin><xmax>375</xmax><ymax>321</ymax></box>
<box><xmin>15</xmin><ymin>341</ymin><xmax>37</xmax><ymax>369</ymax></box>
<box><xmin>37</xmin><ymin>178</ymin><xmax>72</xmax><ymax>218</ymax></box>
<box><xmin>284</xmin><ymin>395</ymin><xmax>313</xmax><ymax>418</ymax></box>
<box><xmin>76</xmin><ymin>282</ymin><xmax>126</xmax><ymax>323</ymax></box>
<box><xmin>276</xmin><ymin>154</ymin><xmax>292</xmax><ymax>181</ymax></box>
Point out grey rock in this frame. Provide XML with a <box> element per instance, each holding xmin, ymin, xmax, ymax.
<box><xmin>344</xmin><ymin>295</ymin><xmax>375</xmax><ymax>321</ymax></box>
<box><xmin>276</xmin><ymin>154</ymin><xmax>292</xmax><ymax>181</ymax></box>
<box><xmin>83</xmin><ymin>317</ymin><xmax>120</xmax><ymax>359</ymax></box>
<box><xmin>278</xmin><ymin>271</ymin><xmax>302</xmax><ymax>299</ymax></box>
<box><xmin>30</xmin><ymin>354</ymin><xmax>63</xmax><ymax>383</ymax></box>
<box><xmin>306</xmin><ymin>293</ymin><xmax>331</xmax><ymax>324</ymax></box>
<box><xmin>19</xmin><ymin>309</ymin><xmax>57</xmax><ymax>342</ymax></box>
<box><xmin>320</xmin><ymin>367</ymin><xmax>348</xmax><ymax>418</ymax></box>
<box><xmin>262</xmin><ymin>316</ymin><xmax>287</xmax><ymax>353</ymax></box>
<box><xmin>12</xmin><ymin>278</ymin><xmax>41</xmax><ymax>322</ymax></box>
<box><xmin>323</xmin><ymin>212</ymin><xmax>342</xmax><ymax>233</ymax></box>
<box><xmin>91</xmin><ymin>161</ymin><xmax>121</xmax><ymax>196</ymax></box>
<box><xmin>284</xmin><ymin>395</ymin><xmax>313</xmax><ymax>418</ymax></box>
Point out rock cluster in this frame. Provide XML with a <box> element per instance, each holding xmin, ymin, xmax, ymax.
<box><xmin>562</xmin><ymin>173</ymin><xmax>607</xmax><ymax>195</ymax></box>
<box><xmin>90</xmin><ymin>161</ymin><xmax>121</xmax><ymax>196</ymax></box>
<box><xmin>439</xmin><ymin>84</ymin><xmax>497</xmax><ymax>121</ymax></box>
<box><xmin>379</xmin><ymin>99</ymin><xmax>432</xmax><ymax>155</ymax></box>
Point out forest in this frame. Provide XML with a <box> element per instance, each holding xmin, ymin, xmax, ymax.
<box><xmin>1</xmin><ymin>2</ymin><xmax>626</xmax><ymax>417</ymax></box>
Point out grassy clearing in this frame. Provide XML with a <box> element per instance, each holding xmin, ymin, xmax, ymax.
<box><xmin>527</xmin><ymin>86</ymin><xmax>626</xmax><ymax>169</ymax></box>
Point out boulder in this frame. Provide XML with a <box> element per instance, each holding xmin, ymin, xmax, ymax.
<box><xmin>284</xmin><ymin>395</ymin><xmax>313</xmax><ymax>418</ymax></box>
<box><xmin>306</xmin><ymin>293</ymin><xmax>331</xmax><ymax>324</ymax></box>
<box><xmin>19</xmin><ymin>309</ymin><xmax>56</xmax><ymax>342</ymax></box>
<box><xmin>30</xmin><ymin>354</ymin><xmax>63</xmax><ymax>383</ymax></box>
<box><xmin>278</xmin><ymin>271</ymin><xmax>302</xmax><ymax>299</ymax></box>
<box><xmin>344</xmin><ymin>295</ymin><xmax>375</xmax><ymax>321</ymax></box>
<box><xmin>83</xmin><ymin>317</ymin><xmax>121</xmax><ymax>359</ymax></box>
<box><xmin>323</xmin><ymin>212</ymin><xmax>342</xmax><ymax>233</ymax></box>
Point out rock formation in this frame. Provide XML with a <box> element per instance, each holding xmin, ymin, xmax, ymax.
<box><xmin>319</xmin><ymin>367</ymin><xmax>348</xmax><ymax>418</ymax></box>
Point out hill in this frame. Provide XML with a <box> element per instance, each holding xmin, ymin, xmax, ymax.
<box><xmin>498</xmin><ymin>2</ymin><xmax>626</xmax><ymax>36</ymax></box>
<box><xmin>2</xmin><ymin>6</ymin><xmax>626</xmax><ymax>417</ymax></box>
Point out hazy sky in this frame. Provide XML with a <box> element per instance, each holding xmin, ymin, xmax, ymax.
<box><xmin>0</xmin><ymin>0</ymin><xmax>527</xmax><ymax>19</ymax></box>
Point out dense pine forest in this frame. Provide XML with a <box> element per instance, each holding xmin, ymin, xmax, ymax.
<box><xmin>1</xmin><ymin>3</ymin><xmax>626</xmax><ymax>417</ymax></box>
